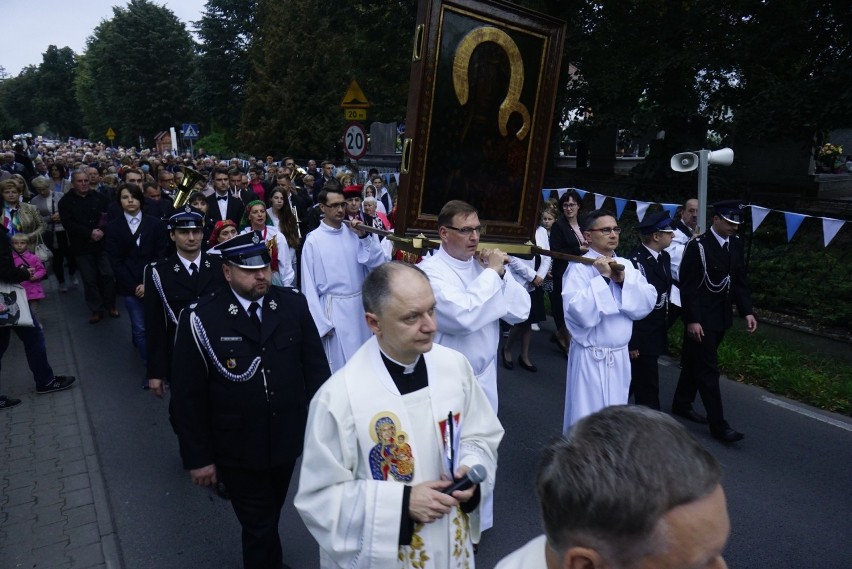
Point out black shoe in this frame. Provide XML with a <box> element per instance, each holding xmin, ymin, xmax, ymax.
<box><xmin>36</xmin><ymin>376</ymin><xmax>77</xmax><ymax>395</ymax></box>
<box><xmin>711</xmin><ymin>427</ymin><xmax>745</xmax><ymax>443</ymax></box>
<box><xmin>0</xmin><ymin>395</ymin><xmax>22</xmax><ymax>410</ymax></box>
<box><xmin>672</xmin><ymin>407</ymin><xmax>708</xmax><ymax>424</ymax></box>
<box><xmin>518</xmin><ymin>358</ymin><xmax>537</xmax><ymax>372</ymax></box>
<box><xmin>501</xmin><ymin>349</ymin><xmax>513</xmax><ymax>370</ymax></box>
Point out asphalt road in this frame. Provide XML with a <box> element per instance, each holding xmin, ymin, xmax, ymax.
<box><xmin>62</xmin><ymin>291</ymin><xmax>852</xmax><ymax>569</ymax></box>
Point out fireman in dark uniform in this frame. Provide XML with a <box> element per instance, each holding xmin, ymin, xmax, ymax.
<box><xmin>672</xmin><ymin>200</ymin><xmax>757</xmax><ymax>443</ymax></box>
<box><xmin>170</xmin><ymin>231</ymin><xmax>330</xmax><ymax>569</ymax></box>
<box><xmin>628</xmin><ymin>211</ymin><xmax>674</xmax><ymax>410</ymax></box>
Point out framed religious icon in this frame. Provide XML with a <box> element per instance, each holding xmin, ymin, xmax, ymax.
<box><xmin>397</xmin><ymin>0</ymin><xmax>566</xmax><ymax>243</ymax></box>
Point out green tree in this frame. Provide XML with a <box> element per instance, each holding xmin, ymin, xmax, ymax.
<box><xmin>75</xmin><ymin>0</ymin><xmax>196</xmax><ymax>146</ymax></box>
<box><xmin>193</xmin><ymin>0</ymin><xmax>258</xmax><ymax>138</ymax></box>
<box><xmin>0</xmin><ymin>66</ymin><xmax>39</xmax><ymax>137</ymax></box>
<box><xmin>239</xmin><ymin>0</ymin><xmax>416</xmax><ymax>158</ymax></box>
<box><xmin>33</xmin><ymin>46</ymin><xmax>82</xmax><ymax>137</ymax></box>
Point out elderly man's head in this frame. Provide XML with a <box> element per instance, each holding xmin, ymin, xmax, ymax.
<box><xmin>538</xmin><ymin>406</ymin><xmax>728</xmax><ymax>569</ymax></box>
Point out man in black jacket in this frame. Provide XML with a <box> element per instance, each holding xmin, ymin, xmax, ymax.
<box><xmin>58</xmin><ymin>169</ymin><xmax>117</xmax><ymax>324</ymax></box>
<box><xmin>628</xmin><ymin>211</ymin><xmax>674</xmax><ymax>410</ymax></box>
<box><xmin>171</xmin><ymin>231</ymin><xmax>329</xmax><ymax>569</ymax></box>
<box><xmin>144</xmin><ymin>207</ymin><xmax>225</xmax><ymax>397</ymax></box>
<box><xmin>0</xmin><ymin>224</ymin><xmax>76</xmax><ymax>410</ymax></box>
<box><xmin>672</xmin><ymin>200</ymin><xmax>757</xmax><ymax>443</ymax></box>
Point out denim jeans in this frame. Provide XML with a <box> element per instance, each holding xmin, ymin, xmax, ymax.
<box><xmin>122</xmin><ymin>295</ymin><xmax>147</xmax><ymax>364</ymax></box>
<box><xmin>0</xmin><ymin>314</ymin><xmax>55</xmax><ymax>390</ymax></box>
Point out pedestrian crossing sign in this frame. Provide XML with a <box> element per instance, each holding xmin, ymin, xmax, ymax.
<box><xmin>181</xmin><ymin>123</ymin><xmax>200</xmax><ymax>140</ymax></box>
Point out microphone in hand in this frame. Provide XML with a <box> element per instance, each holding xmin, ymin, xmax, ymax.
<box><xmin>441</xmin><ymin>464</ymin><xmax>487</xmax><ymax>495</ymax></box>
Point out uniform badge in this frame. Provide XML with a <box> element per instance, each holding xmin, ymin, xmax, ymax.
<box><xmin>204</xmin><ymin>259</ymin><xmax>211</xmax><ymax>269</ymax></box>
<box><xmin>173</xmin><ymin>264</ymin><xmax>181</xmax><ymax>272</ymax></box>
<box><xmin>226</xmin><ymin>358</ymin><xmax>237</xmax><ymax>369</ymax></box>
<box><xmin>251</xmin><ymin>233</ymin><xmax>260</xmax><ymax>244</ymax></box>
<box><xmin>184</xmin><ymin>205</ymin><xmax>192</xmax><ymax>213</ymax></box>
<box><xmin>228</xmin><ymin>304</ymin><xmax>239</xmax><ymax>315</ymax></box>
<box><xmin>268</xmin><ymin>300</ymin><xmax>278</xmax><ymax>311</ymax></box>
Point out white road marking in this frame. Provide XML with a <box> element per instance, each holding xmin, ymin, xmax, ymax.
<box><xmin>761</xmin><ymin>396</ymin><xmax>852</xmax><ymax>432</ymax></box>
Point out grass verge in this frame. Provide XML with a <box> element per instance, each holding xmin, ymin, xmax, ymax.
<box><xmin>668</xmin><ymin>321</ymin><xmax>852</xmax><ymax>416</ymax></box>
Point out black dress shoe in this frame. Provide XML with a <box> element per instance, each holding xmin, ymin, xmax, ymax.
<box><xmin>501</xmin><ymin>350</ymin><xmax>513</xmax><ymax>370</ymax></box>
<box><xmin>672</xmin><ymin>407</ymin><xmax>708</xmax><ymax>424</ymax></box>
<box><xmin>518</xmin><ymin>359</ymin><xmax>537</xmax><ymax>372</ymax></box>
<box><xmin>711</xmin><ymin>427</ymin><xmax>745</xmax><ymax>443</ymax></box>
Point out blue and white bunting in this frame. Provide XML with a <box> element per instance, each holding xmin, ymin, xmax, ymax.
<box><xmin>783</xmin><ymin>212</ymin><xmax>807</xmax><ymax>242</ymax></box>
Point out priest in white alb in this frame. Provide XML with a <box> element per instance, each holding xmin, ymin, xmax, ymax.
<box><xmin>562</xmin><ymin>210</ymin><xmax>656</xmax><ymax>431</ymax></box>
<box><xmin>295</xmin><ymin>262</ymin><xmax>503</xmax><ymax>569</ymax></box>
<box><xmin>418</xmin><ymin>200</ymin><xmax>530</xmax><ymax>413</ymax></box>
<box><xmin>300</xmin><ymin>185</ymin><xmax>386</xmax><ymax>373</ymax></box>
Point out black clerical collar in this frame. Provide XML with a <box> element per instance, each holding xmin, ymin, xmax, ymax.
<box><xmin>380</xmin><ymin>351</ymin><xmax>428</xmax><ymax>395</ymax></box>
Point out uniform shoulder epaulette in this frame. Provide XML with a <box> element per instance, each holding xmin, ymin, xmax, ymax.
<box><xmin>280</xmin><ymin>286</ymin><xmax>300</xmax><ymax>294</ymax></box>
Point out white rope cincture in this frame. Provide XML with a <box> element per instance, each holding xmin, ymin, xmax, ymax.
<box><xmin>697</xmin><ymin>242</ymin><xmax>731</xmax><ymax>294</ymax></box>
<box><xmin>190</xmin><ymin>311</ymin><xmax>261</xmax><ymax>382</ymax></box>
<box><xmin>151</xmin><ymin>267</ymin><xmax>179</xmax><ymax>325</ymax></box>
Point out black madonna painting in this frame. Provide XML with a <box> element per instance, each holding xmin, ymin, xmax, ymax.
<box><xmin>398</xmin><ymin>0</ymin><xmax>565</xmax><ymax>243</ymax></box>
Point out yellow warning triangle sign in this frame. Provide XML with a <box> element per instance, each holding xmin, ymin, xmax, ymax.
<box><xmin>340</xmin><ymin>80</ymin><xmax>370</xmax><ymax>109</ymax></box>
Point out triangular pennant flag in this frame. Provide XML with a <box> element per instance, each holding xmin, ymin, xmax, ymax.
<box><xmin>783</xmin><ymin>211</ymin><xmax>806</xmax><ymax>241</ymax></box>
<box><xmin>613</xmin><ymin>197</ymin><xmax>628</xmax><ymax>220</ymax></box>
<box><xmin>635</xmin><ymin>201</ymin><xmax>650</xmax><ymax>222</ymax></box>
<box><xmin>574</xmin><ymin>188</ymin><xmax>586</xmax><ymax>200</ymax></box>
<box><xmin>594</xmin><ymin>193</ymin><xmax>606</xmax><ymax>210</ymax></box>
<box><xmin>661</xmin><ymin>203</ymin><xmax>679</xmax><ymax>219</ymax></box>
<box><xmin>750</xmin><ymin>205</ymin><xmax>771</xmax><ymax>232</ymax></box>
<box><xmin>393</xmin><ymin>173</ymin><xmax>399</xmax><ymax>185</ymax></box>
<box><xmin>821</xmin><ymin>217</ymin><xmax>845</xmax><ymax>247</ymax></box>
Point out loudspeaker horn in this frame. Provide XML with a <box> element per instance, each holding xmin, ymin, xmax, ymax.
<box><xmin>707</xmin><ymin>147</ymin><xmax>734</xmax><ymax>166</ymax></box>
<box><xmin>670</xmin><ymin>152</ymin><xmax>698</xmax><ymax>172</ymax></box>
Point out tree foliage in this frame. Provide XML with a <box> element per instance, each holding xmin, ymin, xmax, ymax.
<box><xmin>74</xmin><ymin>0</ymin><xmax>196</xmax><ymax>146</ymax></box>
<box><xmin>238</xmin><ymin>0</ymin><xmax>416</xmax><ymax>157</ymax></box>
<box><xmin>193</xmin><ymin>0</ymin><xmax>258</xmax><ymax>136</ymax></box>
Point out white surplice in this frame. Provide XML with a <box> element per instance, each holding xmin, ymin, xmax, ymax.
<box><xmin>561</xmin><ymin>250</ymin><xmax>656</xmax><ymax>431</ymax></box>
<box><xmin>494</xmin><ymin>535</ymin><xmax>547</xmax><ymax>569</ymax></box>
<box><xmin>300</xmin><ymin>222</ymin><xmax>386</xmax><ymax>372</ymax></box>
<box><xmin>418</xmin><ymin>247</ymin><xmax>531</xmax><ymax>412</ymax></box>
<box><xmin>665</xmin><ymin>225</ymin><xmax>692</xmax><ymax>307</ymax></box>
<box><xmin>295</xmin><ymin>337</ymin><xmax>504</xmax><ymax>569</ymax></box>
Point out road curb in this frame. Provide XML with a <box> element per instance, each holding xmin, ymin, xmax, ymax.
<box><xmin>57</xmin><ymin>292</ymin><xmax>124</xmax><ymax>569</ymax></box>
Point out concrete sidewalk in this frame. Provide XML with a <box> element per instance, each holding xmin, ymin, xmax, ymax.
<box><xmin>0</xmin><ymin>282</ymin><xmax>121</xmax><ymax>569</ymax></box>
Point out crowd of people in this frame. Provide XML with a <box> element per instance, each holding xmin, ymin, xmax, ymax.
<box><xmin>0</xmin><ymin>137</ymin><xmax>757</xmax><ymax>568</ymax></box>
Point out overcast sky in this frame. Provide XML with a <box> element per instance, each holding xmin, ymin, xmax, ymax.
<box><xmin>1</xmin><ymin>0</ymin><xmax>208</xmax><ymax>77</ymax></box>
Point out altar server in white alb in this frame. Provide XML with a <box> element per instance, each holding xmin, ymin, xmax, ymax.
<box><xmin>300</xmin><ymin>185</ymin><xmax>386</xmax><ymax>372</ymax></box>
<box><xmin>561</xmin><ymin>209</ymin><xmax>656</xmax><ymax>431</ymax></box>
<box><xmin>296</xmin><ymin>262</ymin><xmax>504</xmax><ymax>569</ymax></box>
<box><xmin>419</xmin><ymin>200</ymin><xmax>530</xmax><ymax>413</ymax></box>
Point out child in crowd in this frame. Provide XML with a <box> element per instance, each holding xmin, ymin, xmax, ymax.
<box><xmin>11</xmin><ymin>234</ymin><xmax>47</xmax><ymax>319</ymax></box>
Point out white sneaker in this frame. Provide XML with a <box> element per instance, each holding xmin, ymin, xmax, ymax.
<box><xmin>531</xmin><ymin>323</ymin><xmax>540</xmax><ymax>331</ymax></box>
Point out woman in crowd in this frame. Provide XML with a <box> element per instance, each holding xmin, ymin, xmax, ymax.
<box><xmin>48</xmin><ymin>164</ymin><xmax>71</xmax><ymax>194</ymax></box>
<box><xmin>239</xmin><ymin>199</ymin><xmax>295</xmax><ymax>287</ymax></box>
<box><xmin>1</xmin><ymin>178</ymin><xmax>44</xmax><ymax>246</ymax></box>
<box><xmin>362</xmin><ymin>196</ymin><xmax>391</xmax><ymax>230</ymax></box>
<box><xmin>105</xmin><ymin>183</ymin><xmax>168</xmax><ymax>368</ymax></box>
<box><xmin>548</xmin><ymin>190</ymin><xmax>588</xmax><ymax>356</ymax></box>
<box><xmin>29</xmin><ymin>176</ymin><xmax>76</xmax><ymax>291</ymax></box>
<box><xmin>502</xmin><ymin>203</ymin><xmax>554</xmax><ymax>372</ymax></box>
<box><xmin>187</xmin><ymin>191</ymin><xmax>213</xmax><ymax>248</ymax></box>
<box><xmin>207</xmin><ymin>220</ymin><xmax>238</xmax><ymax>251</ymax></box>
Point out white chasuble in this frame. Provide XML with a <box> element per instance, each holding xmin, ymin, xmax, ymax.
<box><xmin>561</xmin><ymin>250</ymin><xmax>656</xmax><ymax>431</ymax></box>
<box><xmin>296</xmin><ymin>338</ymin><xmax>503</xmax><ymax>569</ymax></box>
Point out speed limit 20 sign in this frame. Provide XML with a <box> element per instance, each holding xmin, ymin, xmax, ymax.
<box><xmin>343</xmin><ymin>123</ymin><xmax>367</xmax><ymax>160</ymax></box>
